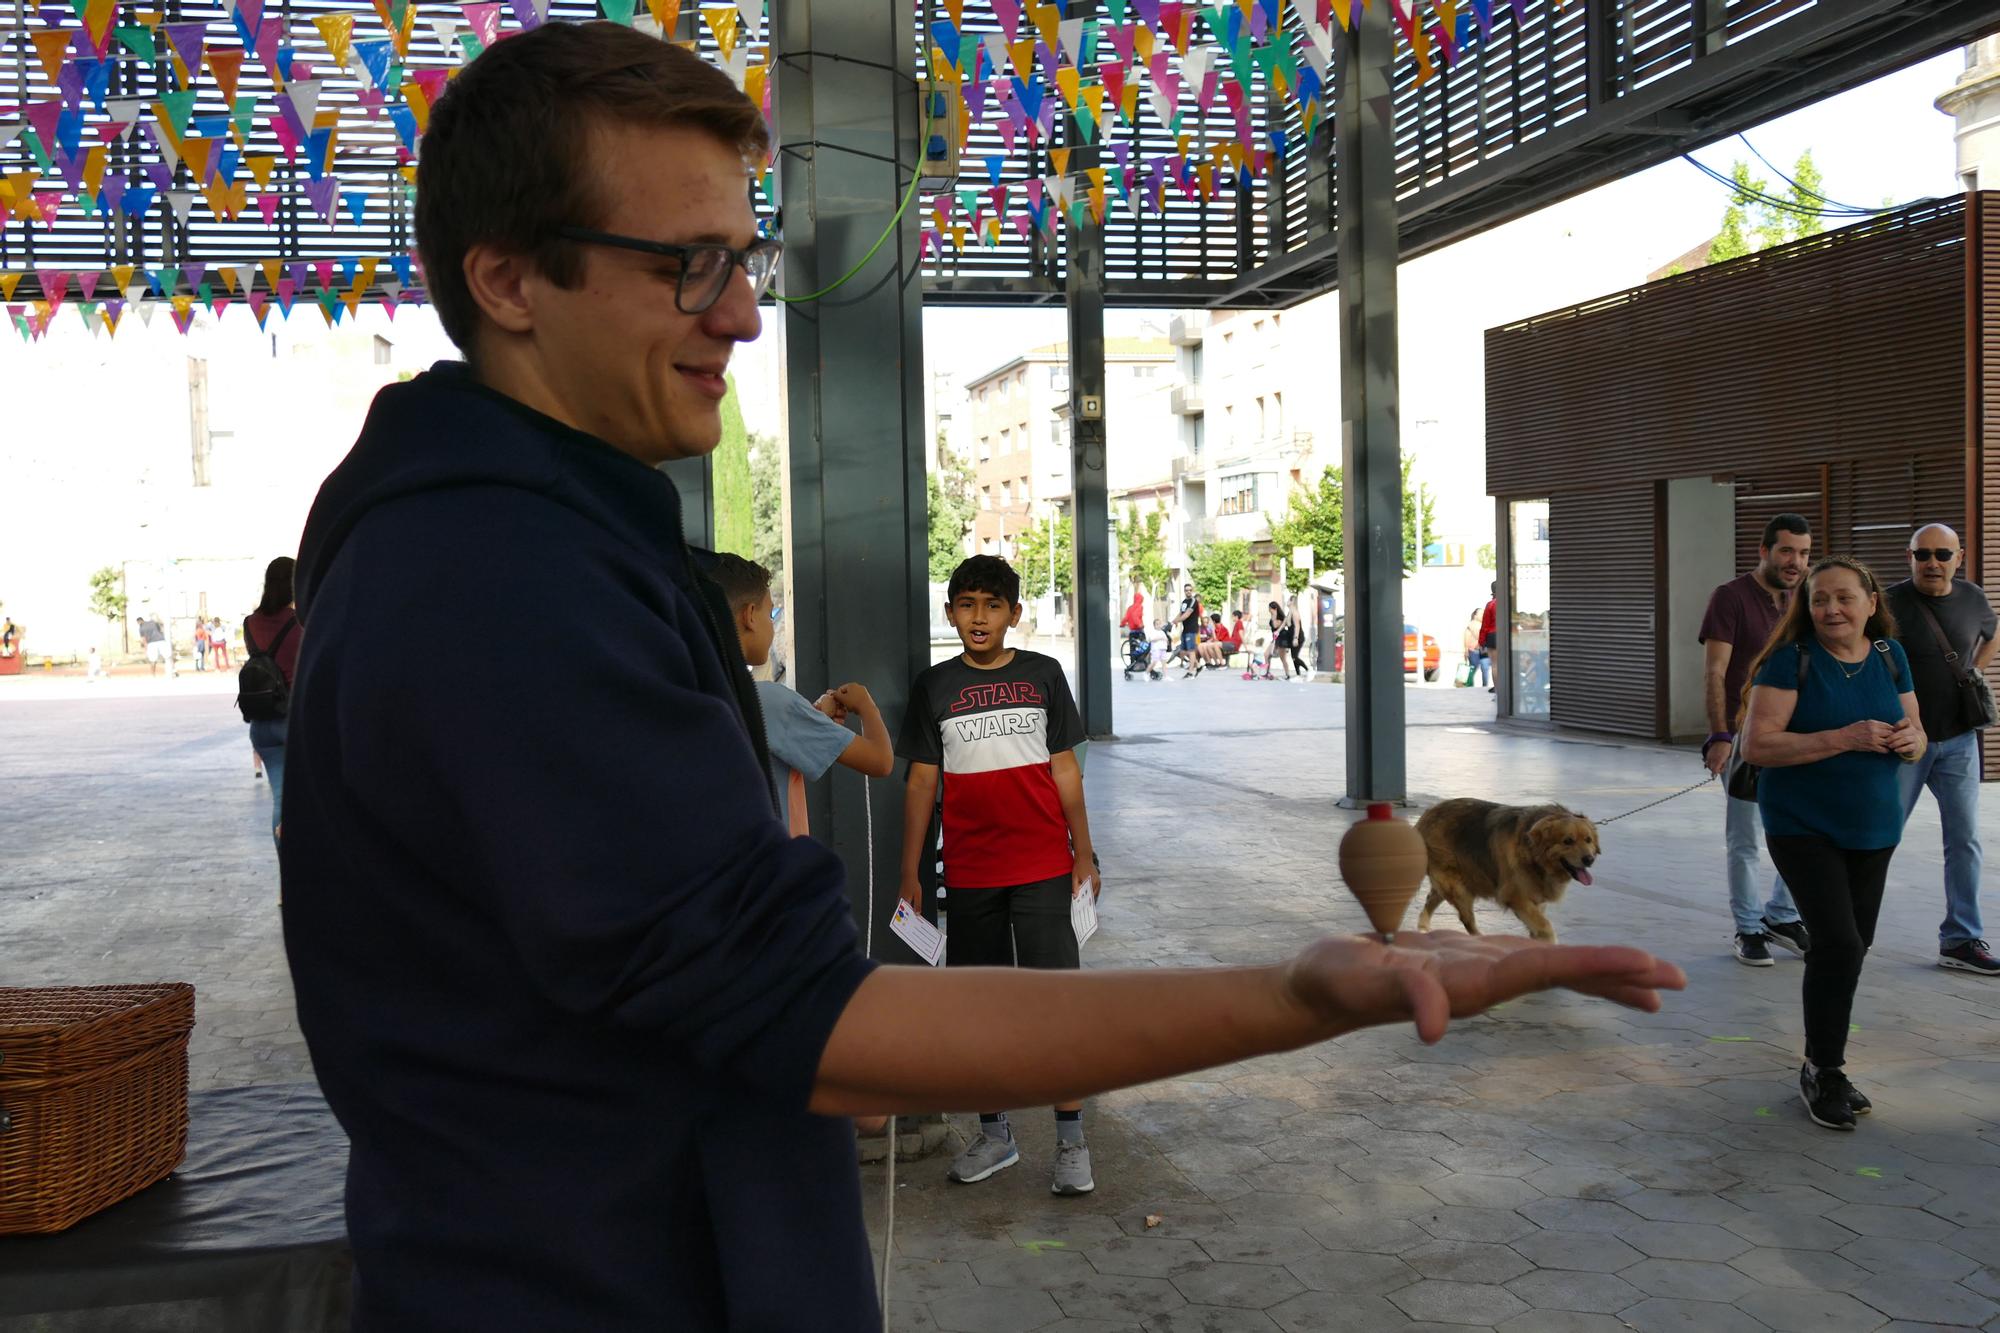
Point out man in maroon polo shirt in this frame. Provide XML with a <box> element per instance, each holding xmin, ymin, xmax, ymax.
<box><xmin>1699</xmin><ymin>512</ymin><xmax>1815</xmax><ymax>967</ymax></box>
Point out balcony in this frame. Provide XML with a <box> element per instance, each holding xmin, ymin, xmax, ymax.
<box><xmin>1170</xmin><ymin>383</ymin><xmax>1203</xmax><ymax>415</ymax></box>
<box><xmin>1169</xmin><ymin>312</ymin><xmax>1207</xmax><ymax>346</ymax></box>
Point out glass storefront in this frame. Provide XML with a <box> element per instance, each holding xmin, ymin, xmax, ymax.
<box><xmin>1509</xmin><ymin>500</ymin><xmax>1550</xmax><ymax>719</ymax></box>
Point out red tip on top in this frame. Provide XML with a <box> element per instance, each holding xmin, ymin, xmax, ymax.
<box><xmin>1366</xmin><ymin>802</ymin><xmax>1394</xmax><ymax>820</ymax></box>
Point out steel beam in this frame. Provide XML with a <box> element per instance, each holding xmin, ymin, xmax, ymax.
<box><xmin>1067</xmin><ymin>182</ymin><xmax>1113</xmax><ymax>739</ymax></box>
<box><xmin>1337</xmin><ymin>0</ymin><xmax>1407</xmax><ymax>805</ymax></box>
<box><xmin>658</xmin><ymin>457</ymin><xmax>713</xmax><ymax>549</ymax></box>
<box><xmin>774</xmin><ymin>1</ymin><xmax>930</xmax><ymax>960</ymax></box>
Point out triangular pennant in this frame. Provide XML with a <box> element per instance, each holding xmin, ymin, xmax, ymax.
<box><xmin>313</xmin><ymin>13</ymin><xmax>354</xmax><ymax>66</ymax></box>
<box><xmin>31</xmin><ymin>29</ymin><xmax>77</xmax><ymax>84</ymax></box>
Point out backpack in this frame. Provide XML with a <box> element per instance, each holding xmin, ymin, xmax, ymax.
<box><xmin>237</xmin><ymin>615</ymin><xmax>297</xmax><ymax>723</ymax></box>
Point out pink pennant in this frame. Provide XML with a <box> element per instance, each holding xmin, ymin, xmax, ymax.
<box><xmin>990</xmin><ymin>0</ymin><xmax>1021</xmax><ymax>42</ymax></box>
<box><xmin>256</xmin><ymin>192</ymin><xmax>279</xmax><ymax>224</ymax></box>
<box><xmin>37</xmin><ymin>270</ymin><xmax>72</xmax><ymax>307</ymax></box>
<box><xmin>76</xmin><ymin>272</ymin><xmax>100</xmax><ymax>301</ymax></box>
<box><xmin>462</xmin><ymin>2</ymin><xmax>502</xmax><ymax>46</ymax></box>
<box><xmin>23</xmin><ymin>98</ymin><xmax>63</xmax><ymax>150</ymax></box>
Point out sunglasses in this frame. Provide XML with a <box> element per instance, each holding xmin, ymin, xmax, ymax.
<box><xmin>1910</xmin><ymin>548</ymin><xmax>1960</xmax><ymax>563</ymax></box>
<box><xmin>556</xmin><ymin>227</ymin><xmax>783</xmax><ymax>314</ymax></box>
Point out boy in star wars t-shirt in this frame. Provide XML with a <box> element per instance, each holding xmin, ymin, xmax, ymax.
<box><xmin>897</xmin><ymin>555</ymin><xmax>1100</xmax><ymax>1197</ymax></box>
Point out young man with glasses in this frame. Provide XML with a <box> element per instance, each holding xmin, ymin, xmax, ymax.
<box><xmin>1886</xmin><ymin>524</ymin><xmax>2000</xmax><ymax>976</ymax></box>
<box><xmin>281</xmin><ymin>22</ymin><xmax>1684</xmax><ymax>1332</ymax></box>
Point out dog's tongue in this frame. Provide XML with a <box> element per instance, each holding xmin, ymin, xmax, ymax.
<box><xmin>1572</xmin><ymin>867</ymin><xmax>1594</xmax><ymax>886</ymax></box>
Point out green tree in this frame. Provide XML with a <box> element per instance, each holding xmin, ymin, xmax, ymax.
<box><xmin>1017</xmin><ymin>514</ymin><xmax>1073</xmax><ymax>600</ymax></box>
<box><xmin>87</xmin><ymin>566</ymin><xmax>126</xmax><ymax>624</ymax></box>
<box><xmin>1401</xmin><ymin>455</ymin><xmax>1436</xmax><ymax>576</ymax></box>
<box><xmin>927</xmin><ymin>438</ymin><xmax>977</xmax><ymax>582</ymax></box>
<box><xmin>748</xmin><ymin>433</ymin><xmax>784</xmax><ymax>583</ymax></box>
<box><xmin>711</xmin><ymin>375</ymin><xmax>754</xmax><ymax>557</ymax></box>
<box><xmin>1476</xmin><ymin>543</ymin><xmax>1496</xmax><ymax>572</ymax></box>
<box><xmin>1708</xmin><ymin>152</ymin><xmax>1826</xmax><ymax>265</ymax></box>
<box><xmin>1187</xmin><ymin>539</ymin><xmax>1252</xmax><ymax>611</ymax></box>
<box><xmin>1268</xmin><ymin>466</ymin><xmax>1344</xmax><ymax>594</ymax></box>
<box><xmin>1116</xmin><ymin>501</ymin><xmax>1170</xmax><ymax>602</ymax></box>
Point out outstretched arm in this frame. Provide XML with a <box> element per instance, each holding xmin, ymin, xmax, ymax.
<box><xmin>810</xmin><ymin>933</ymin><xmax>1684</xmax><ymax>1115</ymax></box>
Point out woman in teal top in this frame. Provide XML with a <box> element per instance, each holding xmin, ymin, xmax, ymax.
<box><xmin>1741</xmin><ymin>557</ymin><xmax>1924</xmax><ymax>1133</ymax></box>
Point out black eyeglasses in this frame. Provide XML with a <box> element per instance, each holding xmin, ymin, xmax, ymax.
<box><xmin>1911</xmin><ymin>548</ymin><xmax>1960</xmax><ymax>563</ymax></box>
<box><xmin>555</xmin><ymin>227</ymin><xmax>783</xmax><ymax>313</ymax></box>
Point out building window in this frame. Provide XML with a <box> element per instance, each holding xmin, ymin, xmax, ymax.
<box><xmin>1191</xmin><ymin>414</ymin><xmax>1205</xmax><ymax>457</ymax></box>
<box><xmin>1190</xmin><ymin>344</ymin><xmax>1203</xmax><ymax>380</ymax></box>
<box><xmin>1000</xmin><ymin>427</ymin><xmax>1012</xmax><ymax>453</ymax></box>
<box><xmin>1222</xmin><ymin>404</ymin><xmax>1234</xmax><ymax>445</ymax></box>
<box><xmin>372</xmin><ymin>336</ymin><xmax>392</xmax><ymax>366</ymax></box>
<box><xmin>981</xmin><ymin>485</ymin><xmax>992</xmax><ymax>509</ymax></box>
<box><xmin>1257</xmin><ymin>396</ymin><xmax>1267</xmax><ymax>440</ymax></box>
<box><xmin>978</xmin><ymin>435</ymin><xmax>992</xmax><ymax>462</ymax></box>
<box><xmin>1273</xmin><ymin>391</ymin><xmax>1284</xmax><ymax>440</ymax></box>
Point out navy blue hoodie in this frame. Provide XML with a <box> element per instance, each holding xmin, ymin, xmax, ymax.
<box><xmin>281</xmin><ymin>364</ymin><xmax>880</xmax><ymax>1330</ymax></box>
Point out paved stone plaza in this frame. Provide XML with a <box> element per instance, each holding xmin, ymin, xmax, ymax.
<box><xmin>5</xmin><ymin>670</ymin><xmax>2000</xmax><ymax>1330</ymax></box>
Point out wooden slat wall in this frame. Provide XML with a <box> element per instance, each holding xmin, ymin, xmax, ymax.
<box><xmin>1976</xmin><ymin>195</ymin><xmax>2000</xmax><ymax>779</ymax></box>
<box><xmin>1548</xmin><ymin>485</ymin><xmax>1658</xmax><ymax>736</ymax></box>
<box><xmin>1487</xmin><ymin>196</ymin><xmax>1982</xmax><ymax>741</ymax></box>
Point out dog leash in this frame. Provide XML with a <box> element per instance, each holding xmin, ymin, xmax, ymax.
<box><xmin>1595</xmin><ymin>774</ymin><xmax>1716</xmax><ymax>826</ymax></box>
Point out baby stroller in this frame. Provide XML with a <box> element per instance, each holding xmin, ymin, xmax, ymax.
<box><xmin>1123</xmin><ymin>628</ymin><xmax>1162</xmax><ymax>680</ymax></box>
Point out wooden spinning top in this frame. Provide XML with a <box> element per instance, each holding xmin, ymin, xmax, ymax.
<box><xmin>1338</xmin><ymin>802</ymin><xmax>1428</xmax><ymax>942</ymax></box>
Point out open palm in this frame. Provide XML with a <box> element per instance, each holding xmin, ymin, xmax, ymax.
<box><xmin>1284</xmin><ymin>931</ymin><xmax>1687</xmax><ymax>1046</ymax></box>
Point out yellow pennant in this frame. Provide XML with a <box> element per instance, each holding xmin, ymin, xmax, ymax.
<box><xmin>315</xmin><ymin>14</ymin><xmax>355</xmax><ymax>69</ymax></box>
<box><xmin>149</xmin><ymin>102</ymin><xmax>184</xmax><ymax>159</ymax></box>
<box><xmin>646</xmin><ymin>0</ymin><xmax>673</xmax><ymax>29</ymax></box>
<box><xmin>950</xmin><ymin>223</ymin><xmax>968</xmax><ymax>251</ymax></box>
<box><xmin>393</xmin><ymin>4</ymin><xmax>416</xmax><ymax>58</ymax></box>
<box><xmin>219</xmin><ymin>266</ymin><xmax>240</xmax><ymax>293</ymax></box>
<box><xmin>261</xmin><ymin>258</ymin><xmax>284</xmax><ymax>289</ymax></box>
<box><xmin>943</xmin><ymin>0</ymin><xmax>963</xmax><ymax>26</ymax></box>
<box><xmin>351</xmin><ymin>257</ymin><xmax>381</xmax><ymax>293</ymax></box>
<box><xmin>1008</xmin><ymin>38</ymin><xmax>1035</xmax><ymax>80</ymax></box>
<box><xmin>1132</xmin><ymin>23</ymin><xmax>1154</xmax><ymax>60</ymax></box>
<box><xmin>1028</xmin><ymin>1</ymin><xmax>1058</xmax><ymax>50</ymax></box>
<box><xmin>83</xmin><ymin>0</ymin><xmax>117</xmax><ymax>49</ymax></box>
<box><xmin>246</xmin><ymin>155</ymin><xmax>277</xmax><ymax>189</ymax></box>
<box><xmin>342</xmin><ymin>290</ymin><xmax>364</xmax><ymax>316</ymax></box>
<box><xmin>1083</xmin><ymin>84</ymin><xmax>1106</xmax><ymax>129</ymax></box>
<box><xmin>1050</xmin><ymin>147</ymin><xmax>1071</xmax><ymax>176</ymax></box>
<box><xmin>0</xmin><ymin>272</ymin><xmax>22</xmax><ymax>301</ymax></box>
<box><xmin>1055</xmin><ymin>66</ymin><xmax>1080</xmax><ymax>109</ymax></box>
<box><xmin>1196</xmin><ymin>161</ymin><xmax>1213</xmax><ymax>197</ymax></box>
<box><xmin>703</xmin><ymin>6</ymin><xmax>739</xmax><ymax>59</ymax></box>
<box><xmin>81</xmin><ymin>146</ymin><xmax>109</xmax><ymax>197</ymax></box>
<box><xmin>1169</xmin><ymin>7</ymin><xmax>1194</xmax><ymax>53</ymax></box>
<box><xmin>30</xmin><ymin>29</ymin><xmax>73</xmax><ymax>83</ymax></box>
<box><xmin>400</xmin><ymin>164</ymin><xmax>419</xmax><ymax>185</ymax></box>
<box><xmin>402</xmin><ymin>82</ymin><xmax>431</xmax><ymax>134</ymax></box>
<box><xmin>171</xmin><ymin>294</ymin><xmax>194</xmax><ymax>320</ymax></box>
<box><xmin>179</xmin><ymin>137</ymin><xmax>217</xmax><ymax>184</ymax></box>
<box><xmin>744</xmin><ymin>64</ymin><xmax>768</xmax><ymax>109</ymax></box>
<box><xmin>111</xmin><ymin>265</ymin><xmax>136</xmax><ymax>292</ymax></box>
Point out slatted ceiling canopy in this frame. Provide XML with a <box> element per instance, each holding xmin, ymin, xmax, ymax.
<box><xmin>8</xmin><ymin>0</ymin><xmax>1995</xmax><ymax>310</ymax></box>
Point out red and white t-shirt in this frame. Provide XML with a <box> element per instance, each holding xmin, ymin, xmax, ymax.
<box><xmin>897</xmin><ymin>651</ymin><xmax>1083</xmax><ymax>889</ymax></box>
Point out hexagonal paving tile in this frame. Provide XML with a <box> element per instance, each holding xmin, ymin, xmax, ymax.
<box><xmin>1115</xmin><ymin>1206</ymin><xmax>1235</xmax><ymax>1240</ymax></box>
<box><xmin>1282</xmin><ymin>1250</ymin><xmax>1419</xmax><ymax>1296</ymax></box>
<box><xmin>1219</xmin><ymin>1194</ymin><xmax>1346</xmax><ymax>1231</ymax></box>
<box><xmin>1010</xmin><ymin>1214</ymin><xmax>1128</xmax><ymax>1248</ymax></box>
<box><xmin>1264</xmin><ymin>1291</ymin><xmax>1408</xmax><ymax>1333</ymax></box>
<box><xmin>1947</xmin><ymin>1226</ymin><xmax>2000</xmax><ymax>1265</ymax></box>
<box><xmin>1733</xmin><ymin>1285</ymin><xmax>1891</xmax><ymax>1333</ymax></box>
<box><xmin>973</xmin><ymin>1249</ymin><xmax>1099</xmax><ymax>1290</ymax></box>
<box><xmin>1922</xmin><ymin>1190</ymin><xmax>2000</xmax><ymax>1228</ymax></box>
<box><xmin>1503</xmin><ymin>1269</ymin><xmax>1644</xmax><ymax>1314</ymax></box>
<box><xmin>1431</xmin><ymin>1146</ymin><xmax>1551</xmax><ymax>1177</ymax></box>
<box><xmin>1837</xmin><ymin>1235</ymin><xmax>1981</xmax><ymax>1281</ymax></box>
<box><xmin>1720</xmin><ymin>1210</ymin><xmax>1858</xmax><ymax>1251</ymax></box>
<box><xmin>931</xmin><ymin>1285</ymin><xmax>1065</xmax><ymax>1333</ymax></box>
<box><xmin>1511</xmin><ymin>1229</ymin><xmax>1646</xmax><ymax>1273</ymax></box>
<box><xmin>1727</xmin><ymin>1245</ymin><xmax>1873</xmax><ymax>1292</ymax></box>
<box><xmin>1851</xmin><ymin>1273</ymin><xmax>1998</xmax><ymax>1326</ymax></box>
<box><xmin>1086</xmin><ymin>1237</ymin><xmax>1216</xmax><ymax>1279</ymax></box>
<box><xmin>892</xmin><ymin>1258</ymin><xmax>981</xmax><ymax>1302</ymax></box>
<box><xmin>1519</xmin><ymin>1197</ymin><xmax>1640</xmax><ymax>1234</ymax></box>
<box><xmin>1402</xmin><ymin>1240</ymin><xmax>1534</xmax><ymax>1284</ymax></box>
<box><xmin>1495</xmin><ymin>1312</ymin><xmax>1637</xmax><ymax>1333</ymax></box>
<box><xmin>1614</xmin><ymin>1219</ymin><xmax>1754</xmax><ymax>1262</ymax></box>
<box><xmin>1618</xmin><ymin>1296</ymin><xmax>1772</xmax><ymax>1332</ymax></box>
<box><xmin>1338</xmin><ymin>1153</ymin><xmax>1453</xmax><ymax>1185</ymax></box>
<box><xmin>1719</xmin><ymin>1181</ymin><xmax>1846</xmax><ymax>1216</ymax></box>
<box><xmin>1171</xmin><ymin>1264</ymin><xmax>1306</xmax><ymax>1310</ymax></box>
<box><xmin>1300</xmin><ymin>1216</ymin><xmax>1430</xmax><ymax>1255</ymax></box>
<box><xmin>887</xmin><ymin>1300</ymin><xmax>940</xmax><ymax>1333</ymax></box>
<box><xmin>1620</xmin><ymin>1189</ymin><xmax>1750</xmax><ymax>1225</ymax></box>
<box><xmin>1826</xmin><ymin>1204</ymin><xmax>1959</xmax><ymax>1241</ymax></box>
<box><xmin>1524</xmin><ymin>1165</ymin><xmax>1644</xmax><ymax>1201</ymax></box>
<box><xmin>1141</xmin><ymin>1307</ymin><xmax>1282</xmax><ymax>1333</ymax></box>
<box><xmin>1316</xmin><ymin>1182</ymin><xmax>1443</xmax><ymax>1219</ymax></box>
<box><xmin>1046</xmin><ymin>1274</ymin><xmax>1188</xmax><ymax>1323</ymax></box>
<box><xmin>1620</xmin><ymin>1257</ymin><xmax>1760</xmax><ymax>1303</ymax></box>
<box><xmin>1422</xmin><ymin>1173</ymin><xmax>1544</xmax><ymax>1210</ymax></box>
<box><xmin>1413</xmin><ymin>1206</ymin><xmax>1540</xmax><ymax>1243</ymax></box>
<box><xmin>1195</xmin><ymin>1227</ymin><xmax>1323</xmax><ymax>1267</ymax></box>
<box><xmin>1387</xmin><ymin>1279</ymin><xmax>1530</xmax><ymax>1326</ymax></box>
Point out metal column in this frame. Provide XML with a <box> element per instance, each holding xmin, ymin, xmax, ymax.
<box><xmin>1336</xmin><ymin>0</ymin><xmax>1408</xmax><ymax>804</ymax></box>
<box><xmin>1067</xmin><ymin>165</ymin><xmax>1113</xmax><ymax>738</ymax></box>
<box><xmin>658</xmin><ymin>457</ymin><xmax>713</xmax><ymax>549</ymax></box>
<box><xmin>774</xmin><ymin>1</ymin><xmax>930</xmax><ymax>959</ymax></box>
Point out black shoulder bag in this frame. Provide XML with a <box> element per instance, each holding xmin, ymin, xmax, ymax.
<box><xmin>1911</xmin><ymin>598</ymin><xmax>1996</xmax><ymax>731</ymax></box>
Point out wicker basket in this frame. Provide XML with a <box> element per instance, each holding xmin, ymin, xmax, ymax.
<box><xmin>0</xmin><ymin>983</ymin><xmax>196</xmax><ymax>1234</ymax></box>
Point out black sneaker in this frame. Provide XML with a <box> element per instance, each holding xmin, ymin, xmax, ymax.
<box><xmin>1845</xmin><ymin>1079</ymin><xmax>1872</xmax><ymax>1116</ymax></box>
<box><xmin>1733</xmin><ymin>932</ymin><xmax>1774</xmax><ymax>967</ymax></box>
<box><xmin>1800</xmin><ymin>1064</ymin><xmax>1858</xmax><ymax>1131</ymax></box>
<box><xmin>1939</xmin><ymin>940</ymin><xmax>2000</xmax><ymax>977</ymax></box>
<box><xmin>1763</xmin><ymin>918</ymin><xmax>1811</xmax><ymax>956</ymax></box>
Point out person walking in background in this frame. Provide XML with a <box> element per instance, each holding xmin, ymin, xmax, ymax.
<box><xmin>210</xmin><ymin>618</ymin><xmax>231</xmax><ymax>670</ymax></box>
<box><xmin>240</xmin><ymin>558</ymin><xmax>300</xmax><ymax>847</ymax></box>
<box><xmin>1463</xmin><ymin>605</ymin><xmax>1491</xmax><ymax>688</ymax></box>
<box><xmin>1285</xmin><ymin>595</ymin><xmax>1311</xmax><ymax>678</ymax></box>
<box><xmin>194</xmin><ymin>619</ymin><xmax>211</xmax><ymax>672</ymax></box>
<box><xmin>1885</xmin><ymin>524</ymin><xmax>2000</xmax><ymax>977</ymax></box>
<box><xmin>1478</xmin><ymin>586</ymin><xmax>1498</xmax><ymax>694</ymax></box>
<box><xmin>1263</xmin><ymin>601</ymin><xmax>1293</xmax><ymax>681</ymax></box>
<box><xmin>1700</xmin><ymin>514</ymin><xmax>1814</xmax><ymax>967</ymax></box>
<box><xmin>139</xmin><ymin>613</ymin><xmax>166</xmax><ymax>676</ymax></box>
<box><xmin>1739</xmin><ymin>556</ymin><xmax>1923</xmax><ymax>1130</ymax></box>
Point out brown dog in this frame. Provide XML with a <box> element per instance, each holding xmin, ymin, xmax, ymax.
<box><xmin>1413</xmin><ymin>798</ymin><xmax>1599</xmax><ymax>942</ymax></box>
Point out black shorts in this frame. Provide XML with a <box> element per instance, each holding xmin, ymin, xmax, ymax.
<box><xmin>946</xmin><ymin>874</ymin><xmax>1081</xmax><ymax>971</ymax></box>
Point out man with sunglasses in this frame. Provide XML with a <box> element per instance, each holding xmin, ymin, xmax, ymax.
<box><xmin>1885</xmin><ymin>525</ymin><xmax>2000</xmax><ymax>977</ymax></box>
<box><xmin>280</xmin><ymin>21</ymin><xmax>1685</xmax><ymax>1333</ymax></box>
